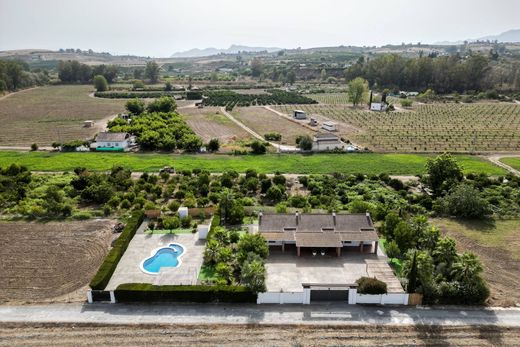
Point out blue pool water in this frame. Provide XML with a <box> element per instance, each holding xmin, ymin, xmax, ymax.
<box><xmin>141</xmin><ymin>243</ymin><xmax>184</xmax><ymax>274</ymax></box>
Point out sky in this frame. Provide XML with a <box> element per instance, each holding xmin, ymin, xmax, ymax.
<box><xmin>1</xmin><ymin>0</ymin><xmax>519</xmax><ymax>57</ymax></box>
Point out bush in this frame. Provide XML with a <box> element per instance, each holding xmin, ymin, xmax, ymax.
<box><xmin>207</xmin><ymin>138</ymin><xmax>220</xmax><ymax>152</ymax></box>
<box><xmin>264</xmin><ymin>132</ymin><xmax>282</xmax><ymax>141</ymax></box>
<box><xmin>356</xmin><ymin>277</ymin><xmax>388</xmax><ymax>294</ymax></box>
<box><xmin>162</xmin><ymin>216</ymin><xmax>180</xmax><ymax>229</ymax></box>
<box><xmin>114</xmin><ymin>283</ymin><xmax>256</xmax><ymax>303</ymax></box>
<box><xmin>400</xmin><ymin>99</ymin><xmax>413</xmax><ymax>107</ymax></box>
<box><xmin>93</xmin><ymin>75</ymin><xmax>108</xmax><ymax>92</ymax></box>
<box><xmin>125</xmin><ymin>98</ymin><xmax>145</xmax><ymax>115</ymax></box>
<box><xmin>250</xmin><ymin>140</ymin><xmax>267</xmax><ymax>154</ymax></box>
<box><xmin>89</xmin><ymin>211</ymin><xmax>144</xmax><ymax>290</ymax></box>
<box><xmin>30</xmin><ymin>143</ymin><xmax>38</xmax><ymax>151</ymax></box>
<box><xmin>180</xmin><ymin>215</ymin><xmax>192</xmax><ymax>228</ymax></box>
<box><xmin>296</xmin><ymin>135</ymin><xmax>313</xmax><ymax>151</ymax></box>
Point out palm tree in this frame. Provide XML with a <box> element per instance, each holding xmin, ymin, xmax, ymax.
<box><xmin>450</xmin><ymin>252</ymin><xmax>483</xmax><ymax>283</ymax></box>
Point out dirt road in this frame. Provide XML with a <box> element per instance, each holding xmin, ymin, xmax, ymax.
<box><xmin>219</xmin><ymin>107</ymin><xmax>298</xmax><ymax>152</ymax></box>
<box><xmin>484</xmin><ymin>154</ymin><xmax>520</xmax><ymax>176</ymax></box>
<box><xmin>1</xmin><ymin>323</ymin><xmax>519</xmax><ymax>346</ymax></box>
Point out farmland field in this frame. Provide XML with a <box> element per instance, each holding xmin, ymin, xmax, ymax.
<box><xmin>433</xmin><ymin>218</ymin><xmax>520</xmax><ymax>307</ymax></box>
<box><xmin>180</xmin><ymin>106</ymin><xmax>252</xmax><ymax>145</ymax></box>
<box><xmin>231</xmin><ymin>107</ymin><xmax>315</xmax><ymax>145</ymax></box>
<box><xmin>307</xmin><ymin>93</ymin><xmax>349</xmax><ymax>104</ymax></box>
<box><xmin>0</xmin><ymin>86</ymin><xmax>125</xmax><ymax>146</ymax></box>
<box><xmin>275</xmin><ymin>103</ymin><xmax>520</xmax><ymax>152</ymax></box>
<box><xmin>2</xmin><ymin>323</ymin><xmax>520</xmax><ymax>346</ymax></box>
<box><xmin>0</xmin><ymin>220</ymin><xmax>116</xmax><ymax>303</ymax></box>
<box><xmin>0</xmin><ymin>151</ymin><xmax>505</xmax><ymax>175</ymax></box>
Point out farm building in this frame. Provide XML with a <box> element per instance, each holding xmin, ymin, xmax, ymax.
<box><xmin>83</xmin><ymin>120</ymin><xmax>95</xmax><ymax>128</ymax></box>
<box><xmin>293</xmin><ymin>110</ymin><xmax>307</xmax><ymax>120</ymax></box>
<box><xmin>91</xmin><ymin>132</ymin><xmax>133</xmax><ymax>152</ymax></box>
<box><xmin>256</xmin><ymin>212</ymin><xmax>407</xmax><ymax>305</ymax></box>
<box><xmin>321</xmin><ymin>121</ymin><xmax>337</xmax><ymax>132</ymax></box>
<box><xmin>370</xmin><ymin>102</ymin><xmax>387</xmax><ymax>112</ymax></box>
<box><xmin>312</xmin><ymin>133</ymin><xmax>344</xmax><ymax>152</ymax></box>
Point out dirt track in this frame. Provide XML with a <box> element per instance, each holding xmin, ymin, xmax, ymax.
<box><xmin>0</xmin><ymin>220</ymin><xmax>116</xmax><ymax>304</ymax></box>
<box><xmin>1</xmin><ymin>323</ymin><xmax>519</xmax><ymax>346</ymax></box>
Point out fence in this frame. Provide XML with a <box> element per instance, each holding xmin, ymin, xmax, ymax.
<box><xmin>257</xmin><ymin>292</ymin><xmax>305</xmax><ymax>304</ymax></box>
<box><xmin>356</xmin><ymin>293</ymin><xmax>409</xmax><ymax>305</ymax></box>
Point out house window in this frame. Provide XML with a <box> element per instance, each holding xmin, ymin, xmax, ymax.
<box><xmin>115</xmin><ymin>143</ymin><xmax>119</xmax><ymax>147</ymax></box>
<box><xmin>107</xmin><ymin>143</ymin><xmax>112</xmax><ymax>147</ymax></box>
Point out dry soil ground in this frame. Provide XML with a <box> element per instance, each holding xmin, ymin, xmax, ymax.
<box><xmin>0</xmin><ymin>85</ymin><xmax>125</xmax><ymax>146</ymax></box>
<box><xmin>433</xmin><ymin>218</ymin><xmax>520</xmax><ymax>307</ymax></box>
<box><xmin>1</xmin><ymin>323</ymin><xmax>519</xmax><ymax>346</ymax></box>
<box><xmin>232</xmin><ymin>107</ymin><xmax>315</xmax><ymax>145</ymax></box>
<box><xmin>0</xmin><ymin>220</ymin><xmax>116</xmax><ymax>304</ymax></box>
<box><xmin>180</xmin><ymin>106</ymin><xmax>252</xmax><ymax>145</ymax></box>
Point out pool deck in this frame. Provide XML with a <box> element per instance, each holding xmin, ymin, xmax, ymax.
<box><xmin>105</xmin><ymin>232</ymin><xmax>205</xmax><ymax>291</ymax></box>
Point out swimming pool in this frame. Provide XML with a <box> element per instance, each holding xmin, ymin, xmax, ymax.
<box><xmin>140</xmin><ymin>243</ymin><xmax>185</xmax><ymax>274</ymax></box>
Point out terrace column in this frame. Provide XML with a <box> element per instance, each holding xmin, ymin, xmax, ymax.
<box><xmin>336</xmin><ymin>247</ymin><xmax>341</xmax><ymax>257</ymax></box>
<box><xmin>297</xmin><ymin>246</ymin><xmax>301</xmax><ymax>257</ymax></box>
<box><xmin>374</xmin><ymin>241</ymin><xmax>378</xmax><ymax>255</ymax></box>
<box><xmin>282</xmin><ymin>243</ymin><xmax>285</xmax><ymax>253</ymax></box>
<box><xmin>359</xmin><ymin>242</ymin><xmax>364</xmax><ymax>253</ymax></box>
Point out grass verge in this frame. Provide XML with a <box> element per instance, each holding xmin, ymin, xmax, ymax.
<box><xmin>0</xmin><ymin>152</ymin><xmax>505</xmax><ymax>175</ymax></box>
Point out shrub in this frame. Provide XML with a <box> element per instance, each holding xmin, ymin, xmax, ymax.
<box><xmin>89</xmin><ymin>211</ymin><xmax>144</xmax><ymax>290</ymax></box>
<box><xmin>207</xmin><ymin>138</ymin><xmax>220</xmax><ymax>152</ymax></box>
<box><xmin>114</xmin><ymin>283</ymin><xmax>256</xmax><ymax>303</ymax></box>
<box><xmin>180</xmin><ymin>215</ymin><xmax>192</xmax><ymax>228</ymax></box>
<box><xmin>125</xmin><ymin>98</ymin><xmax>145</xmax><ymax>115</ymax></box>
<box><xmin>250</xmin><ymin>140</ymin><xmax>267</xmax><ymax>154</ymax></box>
<box><xmin>93</xmin><ymin>75</ymin><xmax>108</xmax><ymax>92</ymax></box>
<box><xmin>296</xmin><ymin>135</ymin><xmax>313</xmax><ymax>151</ymax></box>
<box><xmin>162</xmin><ymin>216</ymin><xmax>181</xmax><ymax>229</ymax></box>
<box><xmin>264</xmin><ymin>132</ymin><xmax>282</xmax><ymax>141</ymax></box>
<box><xmin>400</xmin><ymin>99</ymin><xmax>413</xmax><ymax>107</ymax></box>
<box><xmin>30</xmin><ymin>143</ymin><xmax>38</xmax><ymax>151</ymax></box>
<box><xmin>356</xmin><ymin>277</ymin><xmax>388</xmax><ymax>294</ymax></box>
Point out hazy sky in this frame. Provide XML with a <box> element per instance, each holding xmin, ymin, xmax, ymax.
<box><xmin>1</xmin><ymin>0</ymin><xmax>519</xmax><ymax>57</ymax></box>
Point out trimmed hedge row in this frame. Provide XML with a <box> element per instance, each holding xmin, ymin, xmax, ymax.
<box><xmin>94</xmin><ymin>91</ymin><xmax>181</xmax><ymax>99</ymax></box>
<box><xmin>204</xmin><ymin>90</ymin><xmax>318</xmax><ymax>107</ymax></box>
<box><xmin>89</xmin><ymin>211</ymin><xmax>144</xmax><ymax>290</ymax></box>
<box><xmin>114</xmin><ymin>283</ymin><xmax>256</xmax><ymax>303</ymax></box>
<box><xmin>206</xmin><ymin>209</ymin><xmax>221</xmax><ymax>240</ymax></box>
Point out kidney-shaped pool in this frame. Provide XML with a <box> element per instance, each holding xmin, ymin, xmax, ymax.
<box><xmin>140</xmin><ymin>243</ymin><xmax>185</xmax><ymax>274</ymax></box>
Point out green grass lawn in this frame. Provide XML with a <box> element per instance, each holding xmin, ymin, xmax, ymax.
<box><xmin>501</xmin><ymin>157</ymin><xmax>520</xmax><ymax>172</ymax></box>
<box><xmin>0</xmin><ymin>151</ymin><xmax>505</xmax><ymax>175</ymax></box>
<box><xmin>432</xmin><ymin>218</ymin><xmax>520</xmax><ymax>261</ymax></box>
<box><xmin>144</xmin><ymin>228</ymin><xmax>194</xmax><ymax>235</ymax></box>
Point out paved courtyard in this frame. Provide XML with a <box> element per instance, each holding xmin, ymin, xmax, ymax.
<box><xmin>106</xmin><ymin>231</ymin><xmax>205</xmax><ymax>291</ymax></box>
<box><xmin>265</xmin><ymin>248</ymin><xmax>403</xmax><ymax>293</ymax></box>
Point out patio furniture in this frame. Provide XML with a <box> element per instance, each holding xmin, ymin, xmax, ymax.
<box><xmin>312</xmin><ymin>249</ymin><xmax>317</xmax><ymax>256</ymax></box>
<box><xmin>320</xmin><ymin>249</ymin><xmax>326</xmax><ymax>256</ymax></box>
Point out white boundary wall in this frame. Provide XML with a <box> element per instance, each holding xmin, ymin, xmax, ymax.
<box><xmin>257</xmin><ymin>292</ymin><xmax>305</xmax><ymax>304</ymax></box>
<box><xmin>356</xmin><ymin>293</ymin><xmax>409</xmax><ymax>305</ymax></box>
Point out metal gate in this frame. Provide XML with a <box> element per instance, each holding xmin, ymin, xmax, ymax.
<box><xmin>310</xmin><ymin>289</ymin><xmax>348</xmax><ymax>302</ymax></box>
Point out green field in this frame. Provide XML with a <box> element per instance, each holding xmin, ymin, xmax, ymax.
<box><xmin>501</xmin><ymin>157</ymin><xmax>520</xmax><ymax>171</ymax></box>
<box><xmin>0</xmin><ymin>151</ymin><xmax>505</xmax><ymax>175</ymax></box>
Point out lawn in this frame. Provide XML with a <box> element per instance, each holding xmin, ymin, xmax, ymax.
<box><xmin>501</xmin><ymin>157</ymin><xmax>520</xmax><ymax>171</ymax></box>
<box><xmin>0</xmin><ymin>152</ymin><xmax>505</xmax><ymax>175</ymax></box>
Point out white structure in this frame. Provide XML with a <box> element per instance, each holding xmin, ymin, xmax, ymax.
<box><xmin>293</xmin><ymin>110</ymin><xmax>307</xmax><ymax>120</ymax></box>
<box><xmin>197</xmin><ymin>217</ymin><xmax>212</xmax><ymax>240</ymax></box>
<box><xmin>321</xmin><ymin>121</ymin><xmax>337</xmax><ymax>132</ymax></box>
<box><xmin>91</xmin><ymin>132</ymin><xmax>133</xmax><ymax>151</ymax></box>
<box><xmin>370</xmin><ymin>103</ymin><xmax>387</xmax><ymax>112</ymax></box>
<box><xmin>178</xmin><ymin>207</ymin><xmax>189</xmax><ymax>218</ymax></box>
<box><xmin>312</xmin><ymin>133</ymin><xmax>345</xmax><ymax>152</ymax></box>
<box><xmin>257</xmin><ymin>285</ymin><xmax>409</xmax><ymax>305</ymax></box>
<box><xmin>83</xmin><ymin>120</ymin><xmax>95</xmax><ymax>128</ymax></box>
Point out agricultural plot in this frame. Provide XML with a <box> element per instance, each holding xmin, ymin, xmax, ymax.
<box><xmin>433</xmin><ymin>218</ymin><xmax>520</xmax><ymax>307</ymax></box>
<box><xmin>0</xmin><ymin>220</ymin><xmax>115</xmax><ymax>303</ymax></box>
<box><xmin>231</xmin><ymin>107</ymin><xmax>315</xmax><ymax>145</ymax></box>
<box><xmin>307</xmin><ymin>93</ymin><xmax>349</xmax><ymax>105</ymax></box>
<box><xmin>276</xmin><ymin>103</ymin><xmax>520</xmax><ymax>152</ymax></box>
<box><xmin>180</xmin><ymin>107</ymin><xmax>252</xmax><ymax>144</ymax></box>
<box><xmin>0</xmin><ymin>86</ymin><xmax>125</xmax><ymax>146</ymax></box>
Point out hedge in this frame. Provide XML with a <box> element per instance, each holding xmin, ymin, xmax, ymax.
<box><xmin>94</xmin><ymin>91</ymin><xmax>181</xmax><ymax>99</ymax></box>
<box><xmin>114</xmin><ymin>283</ymin><xmax>256</xmax><ymax>303</ymax></box>
<box><xmin>206</xmin><ymin>208</ymin><xmax>221</xmax><ymax>240</ymax></box>
<box><xmin>89</xmin><ymin>211</ymin><xmax>144</xmax><ymax>290</ymax></box>
<box><xmin>356</xmin><ymin>277</ymin><xmax>388</xmax><ymax>294</ymax></box>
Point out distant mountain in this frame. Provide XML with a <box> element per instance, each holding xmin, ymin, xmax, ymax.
<box><xmin>171</xmin><ymin>44</ymin><xmax>283</xmax><ymax>58</ymax></box>
<box><xmin>435</xmin><ymin>29</ymin><xmax>520</xmax><ymax>45</ymax></box>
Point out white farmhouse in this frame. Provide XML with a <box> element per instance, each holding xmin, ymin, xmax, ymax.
<box><xmin>91</xmin><ymin>132</ymin><xmax>132</xmax><ymax>152</ymax></box>
<box><xmin>293</xmin><ymin>110</ymin><xmax>307</xmax><ymax>120</ymax></box>
<box><xmin>321</xmin><ymin>121</ymin><xmax>337</xmax><ymax>132</ymax></box>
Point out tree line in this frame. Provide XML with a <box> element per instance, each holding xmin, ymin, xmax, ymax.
<box><xmin>0</xmin><ymin>59</ymin><xmax>49</xmax><ymax>92</ymax></box>
<box><xmin>58</xmin><ymin>60</ymin><xmax>119</xmax><ymax>84</ymax></box>
<box><xmin>344</xmin><ymin>53</ymin><xmax>520</xmax><ymax>94</ymax></box>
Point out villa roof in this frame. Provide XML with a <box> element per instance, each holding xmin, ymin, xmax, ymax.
<box><xmin>258</xmin><ymin>213</ymin><xmax>378</xmax><ymax>246</ymax></box>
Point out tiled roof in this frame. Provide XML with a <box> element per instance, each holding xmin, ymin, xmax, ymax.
<box><xmin>96</xmin><ymin>132</ymin><xmax>129</xmax><ymax>142</ymax></box>
<box><xmin>259</xmin><ymin>213</ymin><xmax>378</xmax><ymax>245</ymax></box>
